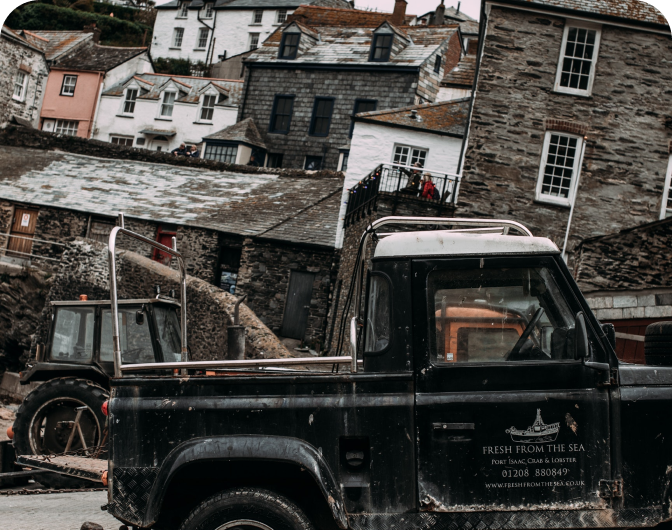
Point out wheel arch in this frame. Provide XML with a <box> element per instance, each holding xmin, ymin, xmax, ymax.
<box><xmin>144</xmin><ymin>435</ymin><xmax>347</xmax><ymax>529</ymax></box>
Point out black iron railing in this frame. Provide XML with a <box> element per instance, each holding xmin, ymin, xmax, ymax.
<box><xmin>344</xmin><ymin>163</ymin><xmax>461</xmax><ymax>224</ymax></box>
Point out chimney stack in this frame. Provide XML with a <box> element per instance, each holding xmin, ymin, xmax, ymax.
<box><xmin>391</xmin><ymin>0</ymin><xmax>407</xmax><ymax>26</ymax></box>
<box><xmin>83</xmin><ymin>23</ymin><xmax>101</xmax><ymax>44</ymax></box>
<box><xmin>431</xmin><ymin>0</ymin><xmax>445</xmax><ymax>26</ymax></box>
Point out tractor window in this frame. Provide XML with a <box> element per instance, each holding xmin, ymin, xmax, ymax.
<box><xmin>428</xmin><ymin>267</ymin><xmax>575</xmax><ymax>363</ymax></box>
<box><xmin>100</xmin><ymin>308</ymin><xmax>155</xmax><ymax>364</ymax></box>
<box><xmin>364</xmin><ymin>274</ymin><xmax>391</xmax><ymax>354</ymax></box>
<box><xmin>50</xmin><ymin>307</ymin><xmax>94</xmax><ymax>362</ymax></box>
<box><xmin>154</xmin><ymin>306</ymin><xmax>182</xmax><ymax>362</ymax></box>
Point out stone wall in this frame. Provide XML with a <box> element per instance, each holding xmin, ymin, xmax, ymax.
<box><xmin>237</xmin><ymin>238</ymin><xmax>338</xmax><ymax>347</ymax></box>
<box><xmin>459</xmin><ymin>6</ymin><xmax>672</xmax><ymax>259</ymax></box>
<box><xmin>0</xmin><ymin>125</ymin><xmax>343</xmax><ymax>180</ymax></box>
<box><xmin>329</xmin><ymin>194</ymin><xmax>456</xmax><ymax>353</ymax></box>
<box><xmin>32</xmin><ymin>239</ymin><xmax>291</xmax><ymax>362</ymax></box>
<box><xmin>239</xmin><ymin>67</ymin><xmax>420</xmax><ymax>170</ymax></box>
<box><xmin>0</xmin><ymin>36</ymin><xmax>48</xmax><ymax>128</ymax></box>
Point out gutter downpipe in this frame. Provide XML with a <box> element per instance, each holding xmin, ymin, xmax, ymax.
<box><xmin>453</xmin><ymin>1</ymin><xmax>489</xmax><ymax>206</ymax></box>
<box><xmin>561</xmin><ymin>136</ymin><xmax>588</xmax><ymax>261</ymax></box>
<box><xmin>197</xmin><ymin>8</ymin><xmax>216</xmax><ymax>72</ymax></box>
<box><xmin>89</xmin><ymin>71</ymin><xmax>105</xmax><ymax>139</ymax></box>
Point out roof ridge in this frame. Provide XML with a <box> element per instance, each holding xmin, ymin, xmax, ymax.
<box><xmin>21</xmin><ymin>29</ymin><xmax>50</xmax><ymax>42</ymax></box>
<box><xmin>358</xmin><ymin>98</ymin><xmax>470</xmax><ymax>117</ymax></box>
<box><xmin>147</xmin><ymin>72</ymin><xmax>244</xmax><ymax>82</ymax></box>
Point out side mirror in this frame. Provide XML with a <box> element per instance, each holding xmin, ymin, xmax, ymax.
<box><xmin>36</xmin><ymin>343</ymin><xmax>46</xmax><ymax>363</ymax></box>
<box><xmin>574</xmin><ymin>312</ymin><xmax>590</xmax><ymax>360</ymax></box>
<box><xmin>136</xmin><ymin>310</ymin><xmax>145</xmax><ymax>326</ymax></box>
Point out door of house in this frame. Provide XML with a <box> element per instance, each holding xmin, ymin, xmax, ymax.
<box><xmin>281</xmin><ymin>271</ymin><xmax>315</xmax><ymax>340</ymax></box>
<box><xmin>7</xmin><ymin>209</ymin><xmax>38</xmax><ymax>258</ymax></box>
<box><xmin>153</xmin><ymin>231</ymin><xmax>176</xmax><ymax>265</ymax></box>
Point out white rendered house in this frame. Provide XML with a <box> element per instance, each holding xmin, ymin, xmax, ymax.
<box><xmin>151</xmin><ymin>0</ymin><xmax>351</xmax><ymax>64</ymax></box>
<box><xmin>336</xmin><ymin>98</ymin><xmax>470</xmax><ymax>246</ymax></box>
<box><xmin>93</xmin><ymin>72</ymin><xmax>242</xmax><ymax>151</ymax></box>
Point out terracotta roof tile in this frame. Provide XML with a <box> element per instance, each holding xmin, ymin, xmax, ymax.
<box><xmin>354</xmin><ymin>98</ymin><xmax>470</xmax><ymax>136</ymax></box>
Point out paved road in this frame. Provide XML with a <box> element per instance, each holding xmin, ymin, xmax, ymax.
<box><xmin>0</xmin><ymin>490</ymin><xmax>121</xmax><ymax>530</ymax></box>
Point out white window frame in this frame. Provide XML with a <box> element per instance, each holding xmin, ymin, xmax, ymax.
<box><xmin>252</xmin><ymin>10</ymin><xmax>263</xmax><ymax>24</ymax></box>
<box><xmin>554</xmin><ymin>20</ymin><xmax>602</xmax><ymax>97</ymax></box>
<box><xmin>54</xmin><ymin>120</ymin><xmax>79</xmax><ymax>136</ymax></box>
<box><xmin>121</xmin><ymin>87</ymin><xmax>139</xmax><ymax>115</ymax></box>
<box><xmin>61</xmin><ymin>75</ymin><xmax>77</xmax><ymax>96</ymax></box>
<box><xmin>196</xmin><ymin>27</ymin><xmax>209</xmax><ymax>49</ymax></box>
<box><xmin>177</xmin><ymin>1</ymin><xmax>189</xmax><ymax>18</ymax></box>
<box><xmin>110</xmin><ymin>135</ymin><xmax>134</xmax><ymax>147</ymax></box>
<box><xmin>199</xmin><ymin>93</ymin><xmax>217</xmax><ymax>122</ymax></box>
<box><xmin>392</xmin><ymin>144</ymin><xmax>428</xmax><ymax>167</ymax></box>
<box><xmin>535</xmin><ymin>131</ymin><xmax>584</xmax><ymax>207</ymax></box>
<box><xmin>276</xmin><ymin>9</ymin><xmax>287</xmax><ymax>24</ymax></box>
<box><xmin>173</xmin><ymin>27</ymin><xmax>185</xmax><ymax>48</ymax></box>
<box><xmin>202</xmin><ymin>2</ymin><xmax>213</xmax><ymax>18</ymax></box>
<box><xmin>661</xmin><ymin>155</ymin><xmax>672</xmax><ymax>220</ymax></box>
<box><xmin>249</xmin><ymin>33</ymin><xmax>260</xmax><ymax>50</ymax></box>
<box><xmin>159</xmin><ymin>91</ymin><xmax>177</xmax><ymax>118</ymax></box>
<box><xmin>12</xmin><ymin>71</ymin><xmax>27</xmax><ymax>102</ymax></box>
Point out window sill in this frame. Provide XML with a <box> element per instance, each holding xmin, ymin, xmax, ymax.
<box><xmin>533</xmin><ymin>198</ymin><xmax>571</xmax><ymax>209</ymax></box>
<box><xmin>59</xmin><ymin>93</ymin><xmax>75</xmax><ymax>97</ymax></box>
<box><xmin>116</xmin><ymin>114</ymin><xmax>135</xmax><ymax>118</ymax></box>
<box><xmin>193</xmin><ymin>121</ymin><xmax>214</xmax><ymax>125</ymax></box>
<box><xmin>193</xmin><ymin>48</ymin><xmax>206</xmax><ymax>51</ymax></box>
<box><xmin>551</xmin><ymin>88</ymin><xmax>593</xmax><ymax>99</ymax></box>
<box><xmin>175</xmin><ymin>16</ymin><xmax>188</xmax><ymax>19</ymax></box>
<box><xmin>11</xmin><ymin>97</ymin><xmax>25</xmax><ymax>104</ymax></box>
<box><xmin>155</xmin><ymin>117</ymin><xmax>173</xmax><ymax>121</ymax></box>
<box><xmin>269</xmin><ymin>130</ymin><xmax>289</xmax><ymax>135</ymax></box>
<box><xmin>249</xmin><ymin>23</ymin><xmax>262</xmax><ymax>26</ymax></box>
<box><xmin>169</xmin><ymin>47</ymin><xmax>182</xmax><ymax>50</ymax></box>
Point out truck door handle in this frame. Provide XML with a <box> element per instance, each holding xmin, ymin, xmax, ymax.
<box><xmin>433</xmin><ymin>422</ymin><xmax>475</xmax><ymax>431</ymax></box>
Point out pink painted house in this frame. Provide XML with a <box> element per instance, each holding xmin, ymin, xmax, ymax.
<box><xmin>36</xmin><ymin>30</ymin><xmax>152</xmax><ymax>138</ymax></box>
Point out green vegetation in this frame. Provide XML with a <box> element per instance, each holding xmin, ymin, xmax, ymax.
<box><xmin>6</xmin><ymin>1</ymin><xmax>153</xmax><ymax>47</ymax></box>
<box><xmin>153</xmin><ymin>57</ymin><xmax>211</xmax><ymax>77</ymax></box>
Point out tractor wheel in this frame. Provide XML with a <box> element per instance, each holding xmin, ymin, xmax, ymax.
<box><xmin>645</xmin><ymin>322</ymin><xmax>672</xmax><ymax>366</ymax></box>
<box><xmin>12</xmin><ymin>377</ymin><xmax>108</xmax><ymax>489</ymax></box>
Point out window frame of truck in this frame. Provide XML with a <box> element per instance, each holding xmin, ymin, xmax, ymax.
<box><xmin>406</xmin><ymin>254</ymin><xmax>615</xmax><ymax>517</ymax></box>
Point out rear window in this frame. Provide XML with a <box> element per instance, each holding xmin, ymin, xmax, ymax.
<box><xmin>50</xmin><ymin>307</ymin><xmax>94</xmax><ymax>362</ymax></box>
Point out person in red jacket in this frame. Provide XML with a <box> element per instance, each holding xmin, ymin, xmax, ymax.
<box><xmin>421</xmin><ymin>173</ymin><xmax>437</xmax><ymax>199</ymax></box>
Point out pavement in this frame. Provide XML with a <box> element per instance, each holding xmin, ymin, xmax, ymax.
<box><xmin>0</xmin><ymin>490</ymin><xmax>121</xmax><ymax>530</ymax></box>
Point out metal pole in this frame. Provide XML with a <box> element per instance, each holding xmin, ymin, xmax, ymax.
<box><xmin>173</xmin><ymin>236</ymin><xmax>188</xmax><ymax>364</ymax></box>
<box><xmin>108</xmin><ymin>226</ymin><xmax>123</xmax><ymax>378</ymax></box>
<box><xmin>561</xmin><ymin>137</ymin><xmax>588</xmax><ymax>261</ymax></box>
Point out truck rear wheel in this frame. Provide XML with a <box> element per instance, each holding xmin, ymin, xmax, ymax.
<box><xmin>178</xmin><ymin>488</ymin><xmax>315</xmax><ymax>530</ymax></box>
<box><xmin>12</xmin><ymin>377</ymin><xmax>108</xmax><ymax>489</ymax></box>
<box><xmin>645</xmin><ymin>321</ymin><xmax>672</xmax><ymax>366</ymax></box>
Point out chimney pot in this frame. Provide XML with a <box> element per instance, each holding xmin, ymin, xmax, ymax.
<box><xmin>391</xmin><ymin>0</ymin><xmax>407</xmax><ymax>26</ymax></box>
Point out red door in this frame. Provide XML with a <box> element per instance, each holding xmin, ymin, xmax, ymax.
<box><xmin>152</xmin><ymin>230</ymin><xmax>175</xmax><ymax>265</ymax></box>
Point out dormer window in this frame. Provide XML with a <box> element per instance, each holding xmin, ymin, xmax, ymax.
<box><xmin>160</xmin><ymin>92</ymin><xmax>176</xmax><ymax>117</ymax></box>
<box><xmin>123</xmin><ymin>88</ymin><xmax>138</xmax><ymax>114</ymax></box>
<box><xmin>203</xmin><ymin>2</ymin><xmax>213</xmax><ymax>18</ymax></box>
<box><xmin>178</xmin><ymin>1</ymin><xmax>190</xmax><ymax>18</ymax></box>
<box><xmin>279</xmin><ymin>33</ymin><xmax>300</xmax><ymax>60</ymax></box>
<box><xmin>370</xmin><ymin>34</ymin><xmax>392</xmax><ymax>62</ymax></box>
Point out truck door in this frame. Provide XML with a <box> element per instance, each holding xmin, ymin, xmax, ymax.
<box><xmin>412</xmin><ymin>256</ymin><xmax>613</xmax><ymax>515</ymax></box>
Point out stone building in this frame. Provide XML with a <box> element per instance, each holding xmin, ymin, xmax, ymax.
<box><xmin>459</xmin><ymin>0</ymin><xmax>672</xmax><ymax>258</ymax></box>
<box><xmin>238</xmin><ymin>3</ymin><xmax>464</xmax><ymax>170</ymax></box>
<box><xmin>0</xmin><ymin>133</ymin><xmax>343</xmax><ymax>347</ymax></box>
<box><xmin>0</xmin><ymin>26</ymin><xmax>49</xmax><ymax>128</ymax></box>
<box><xmin>151</xmin><ymin>0</ymin><xmax>351</xmax><ymax>65</ymax></box>
<box><xmin>575</xmin><ymin>217</ymin><xmax>672</xmax><ymax>363</ymax></box>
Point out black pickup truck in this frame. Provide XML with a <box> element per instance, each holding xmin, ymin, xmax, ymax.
<box><xmin>18</xmin><ymin>217</ymin><xmax>672</xmax><ymax>530</ymax></box>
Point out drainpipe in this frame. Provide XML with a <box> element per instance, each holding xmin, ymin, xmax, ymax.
<box><xmin>561</xmin><ymin>136</ymin><xmax>588</xmax><ymax>261</ymax></box>
<box><xmin>88</xmin><ymin>71</ymin><xmax>105</xmax><ymax>139</ymax></box>
<box><xmin>197</xmin><ymin>8</ymin><xmax>216</xmax><ymax>72</ymax></box>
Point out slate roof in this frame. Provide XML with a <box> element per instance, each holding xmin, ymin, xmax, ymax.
<box><xmin>354</xmin><ymin>98</ymin><xmax>470</xmax><ymax>136</ymax></box>
<box><xmin>497</xmin><ymin>0</ymin><xmax>668</xmax><ymax>27</ymax></box>
<box><xmin>441</xmin><ymin>54</ymin><xmax>476</xmax><ymax>87</ymax></box>
<box><xmin>288</xmin><ymin>5</ymin><xmax>415</xmax><ymax>27</ymax></box>
<box><xmin>1</xmin><ymin>26</ymin><xmax>46</xmax><ymax>54</ymax></box>
<box><xmin>103</xmin><ymin>73</ymin><xmax>244</xmax><ymax>107</ymax></box>
<box><xmin>0</xmin><ymin>147</ymin><xmax>343</xmax><ymax>248</ymax></box>
<box><xmin>157</xmin><ymin>0</ymin><xmax>352</xmax><ymax>10</ymax></box>
<box><xmin>51</xmin><ymin>41</ymin><xmax>148</xmax><ymax>72</ymax></box>
<box><xmin>247</xmin><ymin>21</ymin><xmax>459</xmax><ymax>67</ymax></box>
<box><xmin>203</xmin><ymin>118</ymin><xmax>267</xmax><ymax>148</ymax></box>
<box><xmin>575</xmin><ymin>217</ymin><xmax>672</xmax><ymax>292</ymax></box>
<box><xmin>25</xmin><ymin>30</ymin><xmax>92</xmax><ymax>61</ymax></box>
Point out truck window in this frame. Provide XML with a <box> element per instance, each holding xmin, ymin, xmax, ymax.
<box><xmin>364</xmin><ymin>274</ymin><xmax>391</xmax><ymax>353</ymax></box>
<box><xmin>154</xmin><ymin>306</ymin><xmax>182</xmax><ymax>362</ymax></box>
<box><xmin>428</xmin><ymin>267</ymin><xmax>575</xmax><ymax>363</ymax></box>
<box><xmin>50</xmin><ymin>307</ymin><xmax>94</xmax><ymax>362</ymax></box>
<box><xmin>100</xmin><ymin>309</ymin><xmax>155</xmax><ymax>364</ymax></box>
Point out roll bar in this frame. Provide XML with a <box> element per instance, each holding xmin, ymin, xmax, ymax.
<box><xmin>349</xmin><ymin>217</ymin><xmax>534</xmax><ymax>373</ymax></box>
<box><xmin>108</xmin><ymin>213</ymin><xmax>188</xmax><ymax>378</ymax></box>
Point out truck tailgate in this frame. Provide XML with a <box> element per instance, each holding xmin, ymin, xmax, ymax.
<box><xmin>16</xmin><ymin>455</ymin><xmax>107</xmax><ymax>483</ymax></box>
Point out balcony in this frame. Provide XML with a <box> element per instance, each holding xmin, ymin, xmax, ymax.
<box><xmin>344</xmin><ymin>163</ymin><xmax>461</xmax><ymax>225</ymax></box>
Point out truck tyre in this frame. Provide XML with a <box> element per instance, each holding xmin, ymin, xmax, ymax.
<box><xmin>178</xmin><ymin>488</ymin><xmax>315</xmax><ymax>530</ymax></box>
<box><xmin>12</xmin><ymin>377</ymin><xmax>108</xmax><ymax>489</ymax></box>
<box><xmin>645</xmin><ymin>322</ymin><xmax>672</xmax><ymax>366</ymax></box>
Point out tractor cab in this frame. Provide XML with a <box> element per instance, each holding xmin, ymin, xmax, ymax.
<box><xmin>22</xmin><ymin>298</ymin><xmax>182</xmax><ymax>385</ymax></box>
